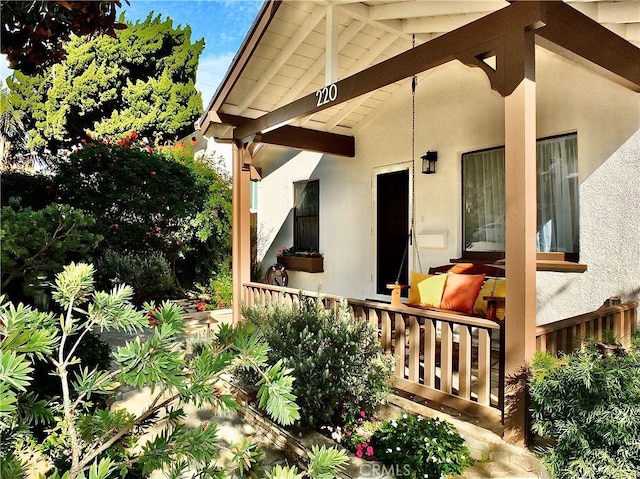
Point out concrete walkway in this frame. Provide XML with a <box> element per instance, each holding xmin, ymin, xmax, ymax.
<box><xmin>102</xmin><ymin>304</ymin><xmax>548</xmax><ymax>479</ymax></box>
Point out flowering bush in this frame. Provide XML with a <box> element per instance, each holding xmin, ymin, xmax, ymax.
<box><xmin>323</xmin><ymin>411</ymin><xmax>381</xmax><ymax>459</ymax></box>
<box><xmin>370</xmin><ymin>413</ymin><xmax>473</xmax><ymax>478</ymax></box>
<box><xmin>276</xmin><ymin>246</ymin><xmax>323</xmax><ymax>258</ymax></box>
<box><xmin>242</xmin><ymin>298</ymin><xmax>394</xmax><ymax>429</ymax></box>
<box><xmin>322</xmin><ymin>411</ymin><xmax>473</xmax><ymax>478</ymax></box>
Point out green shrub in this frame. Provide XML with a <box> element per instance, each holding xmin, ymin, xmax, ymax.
<box><xmin>529</xmin><ymin>344</ymin><xmax>640</xmax><ymax>479</ymax></box>
<box><xmin>370</xmin><ymin>413</ymin><xmax>473</xmax><ymax>478</ymax></box>
<box><xmin>192</xmin><ymin>268</ymin><xmax>233</xmax><ymax>309</ymax></box>
<box><xmin>95</xmin><ymin>249</ymin><xmax>176</xmax><ymax>305</ymax></box>
<box><xmin>242</xmin><ymin>297</ymin><xmax>395</xmax><ymax>429</ymax></box>
<box><xmin>0</xmin><ymin>203</ymin><xmax>102</xmax><ymax>303</ymax></box>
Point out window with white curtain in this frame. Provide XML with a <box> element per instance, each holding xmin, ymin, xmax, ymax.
<box><xmin>462</xmin><ymin>133</ymin><xmax>579</xmax><ymax>260</ymax></box>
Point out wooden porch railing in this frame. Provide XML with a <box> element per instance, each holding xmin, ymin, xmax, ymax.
<box><xmin>242</xmin><ymin>282</ymin><xmax>638</xmax><ymax>425</ymax></box>
<box><xmin>243</xmin><ymin>282</ymin><xmax>504</xmax><ymax>423</ymax></box>
<box><xmin>535</xmin><ymin>301</ymin><xmax>638</xmax><ymax>355</ymax></box>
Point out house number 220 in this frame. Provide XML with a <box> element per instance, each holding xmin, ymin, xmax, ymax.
<box><xmin>316</xmin><ymin>83</ymin><xmax>338</xmax><ymax>107</ymax></box>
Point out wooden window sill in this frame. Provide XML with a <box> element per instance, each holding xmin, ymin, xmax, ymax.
<box><xmin>453</xmin><ymin>256</ymin><xmax>588</xmax><ymax>273</ymax></box>
<box><xmin>535</xmin><ymin>260</ymin><xmax>587</xmax><ymax>273</ymax></box>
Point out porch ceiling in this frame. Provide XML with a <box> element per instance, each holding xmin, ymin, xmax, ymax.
<box><xmin>200</xmin><ymin>0</ymin><xmax>640</xmax><ymax>147</ymax></box>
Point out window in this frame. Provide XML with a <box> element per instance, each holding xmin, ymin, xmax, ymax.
<box><xmin>294</xmin><ymin>180</ymin><xmax>319</xmax><ymax>251</ymax></box>
<box><xmin>462</xmin><ymin>133</ymin><xmax>579</xmax><ymax>260</ymax></box>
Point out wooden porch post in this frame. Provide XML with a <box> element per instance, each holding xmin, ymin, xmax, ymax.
<box><xmin>232</xmin><ymin>143</ymin><xmax>252</xmax><ymax>324</ymax></box>
<box><xmin>503</xmin><ymin>28</ymin><xmax>538</xmax><ymax>445</ymax></box>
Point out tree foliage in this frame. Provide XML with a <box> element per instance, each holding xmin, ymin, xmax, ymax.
<box><xmin>0</xmin><ymin>1</ymin><xmax>127</xmax><ymax>75</ymax></box>
<box><xmin>0</xmin><ymin>203</ymin><xmax>103</xmax><ymax>298</ymax></box>
<box><xmin>6</xmin><ymin>12</ymin><xmax>204</xmax><ymax>152</ymax></box>
<box><xmin>1</xmin><ymin>135</ymin><xmax>232</xmax><ymax>296</ymax></box>
<box><xmin>0</xmin><ymin>84</ymin><xmax>28</xmax><ymax>167</ymax></box>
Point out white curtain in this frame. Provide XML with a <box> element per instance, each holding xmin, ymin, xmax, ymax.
<box><xmin>463</xmin><ymin>149</ymin><xmax>505</xmax><ymax>251</ymax></box>
<box><xmin>463</xmin><ymin>133</ymin><xmax>578</xmax><ymax>255</ymax></box>
<box><xmin>536</xmin><ymin>134</ymin><xmax>578</xmax><ymax>253</ymax></box>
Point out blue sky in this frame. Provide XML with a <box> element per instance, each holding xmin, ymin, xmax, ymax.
<box><xmin>122</xmin><ymin>0</ymin><xmax>263</xmax><ymax>104</ymax></box>
<box><xmin>0</xmin><ymin>0</ymin><xmax>263</xmax><ymax>106</ymax></box>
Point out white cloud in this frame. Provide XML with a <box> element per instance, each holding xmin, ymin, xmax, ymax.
<box><xmin>196</xmin><ymin>51</ymin><xmax>236</xmax><ymax>107</ymax></box>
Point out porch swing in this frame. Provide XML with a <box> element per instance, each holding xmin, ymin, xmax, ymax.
<box><xmin>387</xmin><ymin>36</ymin><xmax>423</xmax><ymax>307</ymax></box>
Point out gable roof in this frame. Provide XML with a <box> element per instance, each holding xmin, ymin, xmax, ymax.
<box><xmin>199</xmin><ymin>0</ymin><xmax>640</xmax><ymax>145</ymax></box>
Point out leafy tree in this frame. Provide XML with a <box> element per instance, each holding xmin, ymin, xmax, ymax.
<box><xmin>0</xmin><ymin>262</ymin><xmax>301</xmax><ymax>479</ymax></box>
<box><xmin>50</xmin><ymin>134</ymin><xmax>230</xmax><ymax>287</ymax></box>
<box><xmin>0</xmin><ymin>1</ymin><xmax>127</xmax><ymax>75</ymax></box>
<box><xmin>7</xmin><ymin>12</ymin><xmax>204</xmax><ymax>153</ymax></box>
<box><xmin>0</xmin><ymin>203</ymin><xmax>103</xmax><ymax>300</ymax></box>
<box><xmin>0</xmin><ymin>84</ymin><xmax>28</xmax><ymax>168</ymax></box>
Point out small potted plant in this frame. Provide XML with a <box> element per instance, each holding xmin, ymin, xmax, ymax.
<box><xmin>276</xmin><ymin>246</ymin><xmax>324</xmax><ymax>273</ymax></box>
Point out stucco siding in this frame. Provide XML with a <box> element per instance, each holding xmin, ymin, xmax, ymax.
<box><xmin>255</xmin><ymin>46</ymin><xmax>639</xmax><ymax>324</ymax></box>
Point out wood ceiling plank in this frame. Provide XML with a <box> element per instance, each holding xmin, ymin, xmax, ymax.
<box><xmin>235</xmin><ymin>6</ymin><xmax>326</xmax><ymax>113</ymax></box>
<box><xmin>233</xmin><ymin>1</ymin><xmax>547</xmax><ymax>141</ymax></box>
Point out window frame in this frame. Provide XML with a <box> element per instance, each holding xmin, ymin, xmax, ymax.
<box><xmin>293</xmin><ymin>179</ymin><xmax>320</xmax><ymax>252</ymax></box>
<box><xmin>460</xmin><ymin>133</ymin><xmax>583</xmax><ymax>268</ymax></box>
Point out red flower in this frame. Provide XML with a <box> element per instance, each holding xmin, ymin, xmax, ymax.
<box><xmin>151</xmin><ymin>171</ymin><xmax>156</xmax><ymax>176</ymax></box>
<box><xmin>196</xmin><ymin>302</ymin><xmax>207</xmax><ymax>312</ymax></box>
<box><xmin>131</xmin><ymin>130</ymin><xmax>138</xmax><ymax>140</ymax></box>
<box><xmin>147</xmin><ymin>306</ymin><xmax>160</xmax><ymax>326</ymax></box>
<box><xmin>146</xmin><ymin>145</ymin><xmax>154</xmax><ymax>153</ymax></box>
<box><xmin>46</xmin><ymin>185</ymin><xmax>52</xmax><ymax>190</ymax></box>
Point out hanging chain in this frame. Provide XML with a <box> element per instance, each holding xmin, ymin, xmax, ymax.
<box><xmin>410</xmin><ymin>34</ymin><xmax>423</xmax><ymax>274</ymax></box>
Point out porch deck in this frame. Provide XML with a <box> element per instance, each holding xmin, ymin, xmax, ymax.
<box><xmin>242</xmin><ymin>282</ymin><xmax>638</xmax><ymax>426</ymax></box>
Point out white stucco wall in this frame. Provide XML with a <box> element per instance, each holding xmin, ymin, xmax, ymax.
<box><xmin>255</xmin><ymin>46</ymin><xmax>640</xmax><ymax>323</ymax></box>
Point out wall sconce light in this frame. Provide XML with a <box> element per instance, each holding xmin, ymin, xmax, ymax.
<box><xmin>421</xmin><ymin>151</ymin><xmax>438</xmax><ymax>174</ymax></box>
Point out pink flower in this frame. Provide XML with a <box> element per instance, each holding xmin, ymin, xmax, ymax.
<box><xmin>366</xmin><ymin>446</ymin><xmax>374</xmax><ymax>457</ymax></box>
<box><xmin>360</xmin><ymin>410</ymin><xmax>366</xmax><ymax>417</ymax></box>
<box><xmin>151</xmin><ymin>171</ymin><xmax>157</xmax><ymax>176</ymax></box>
<box><xmin>355</xmin><ymin>445</ymin><xmax>363</xmax><ymax>458</ymax></box>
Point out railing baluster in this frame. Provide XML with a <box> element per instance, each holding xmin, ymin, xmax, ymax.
<box><xmin>368</xmin><ymin>308</ymin><xmax>379</xmax><ymax>331</ymax></box>
<box><xmin>458</xmin><ymin>325</ymin><xmax>472</xmax><ymax>400</ymax></box>
<box><xmin>477</xmin><ymin>328</ymin><xmax>491</xmax><ymax>406</ymax></box>
<box><xmin>395</xmin><ymin>313</ymin><xmax>406</xmax><ymax>378</ymax></box>
<box><xmin>440</xmin><ymin>322</ymin><xmax>453</xmax><ymax>394</ymax></box>
<box><xmin>381</xmin><ymin>311</ymin><xmax>392</xmax><ymax>354</ymax></box>
<box><xmin>408</xmin><ymin>315</ymin><xmax>420</xmax><ymax>382</ymax></box>
<box><xmin>423</xmin><ymin>319</ymin><xmax>436</xmax><ymax>388</ymax></box>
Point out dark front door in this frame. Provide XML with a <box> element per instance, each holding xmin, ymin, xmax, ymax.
<box><xmin>376</xmin><ymin>169</ymin><xmax>409</xmax><ymax>296</ymax></box>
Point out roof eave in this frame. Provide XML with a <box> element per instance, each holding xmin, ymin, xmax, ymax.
<box><xmin>197</xmin><ymin>0</ymin><xmax>282</xmax><ymax>133</ymax></box>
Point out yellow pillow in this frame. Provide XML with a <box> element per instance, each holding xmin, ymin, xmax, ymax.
<box><xmin>407</xmin><ymin>271</ymin><xmax>431</xmax><ymax>305</ymax></box>
<box><xmin>473</xmin><ymin>278</ymin><xmax>506</xmax><ymax>319</ymax></box>
<box><xmin>417</xmin><ymin>274</ymin><xmax>448</xmax><ymax>308</ymax></box>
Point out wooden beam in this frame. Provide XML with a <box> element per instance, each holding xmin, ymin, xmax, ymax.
<box><xmin>260</xmin><ymin>125</ymin><xmax>355</xmax><ymax>157</ymax></box>
<box><xmin>204</xmin><ymin>112</ymin><xmax>355</xmax><ymax>157</ymax></box>
<box><xmin>233</xmin><ymin>1</ymin><xmax>545</xmax><ymax>141</ymax></box>
<box><xmin>536</xmin><ymin>1</ymin><xmax>640</xmax><ymax>92</ymax></box>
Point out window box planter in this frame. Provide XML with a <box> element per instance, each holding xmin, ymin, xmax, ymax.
<box><xmin>277</xmin><ymin>255</ymin><xmax>324</xmax><ymax>273</ymax></box>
